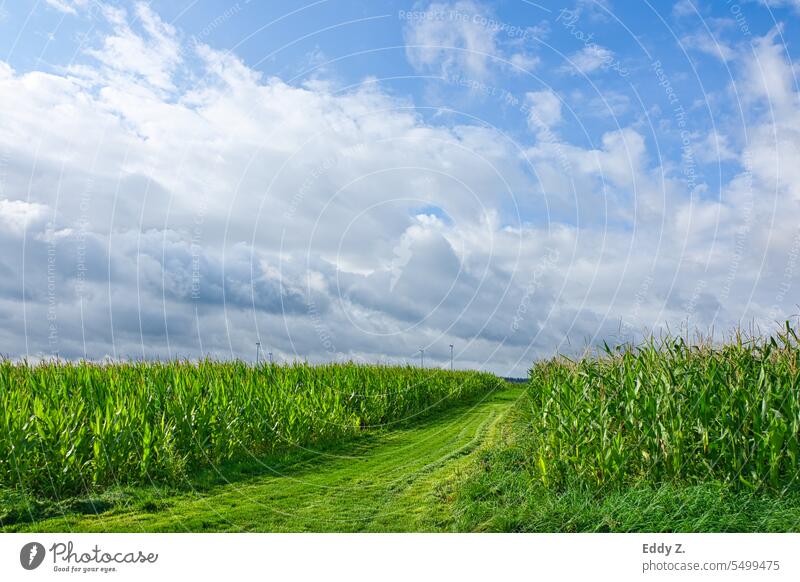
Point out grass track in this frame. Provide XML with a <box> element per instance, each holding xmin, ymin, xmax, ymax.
<box><xmin>5</xmin><ymin>383</ymin><xmax>524</xmax><ymax>532</ymax></box>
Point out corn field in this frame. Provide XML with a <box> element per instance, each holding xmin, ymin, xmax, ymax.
<box><xmin>0</xmin><ymin>361</ymin><xmax>501</xmax><ymax>496</ymax></box>
<box><xmin>528</xmin><ymin>326</ymin><xmax>800</xmax><ymax>492</ymax></box>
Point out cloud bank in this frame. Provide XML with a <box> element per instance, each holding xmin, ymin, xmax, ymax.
<box><xmin>1</xmin><ymin>2</ymin><xmax>799</xmax><ymax>375</ymax></box>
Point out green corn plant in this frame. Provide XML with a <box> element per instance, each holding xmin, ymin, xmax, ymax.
<box><xmin>527</xmin><ymin>325</ymin><xmax>800</xmax><ymax>493</ymax></box>
<box><xmin>0</xmin><ymin>359</ymin><xmax>501</xmax><ymax>497</ymax></box>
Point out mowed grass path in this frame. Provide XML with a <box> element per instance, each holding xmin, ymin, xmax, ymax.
<box><xmin>8</xmin><ymin>384</ymin><xmax>524</xmax><ymax>532</ymax></box>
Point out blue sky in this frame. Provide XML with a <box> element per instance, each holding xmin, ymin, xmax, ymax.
<box><xmin>0</xmin><ymin>0</ymin><xmax>799</xmax><ymax>374</ymax></box>
<box><xmin>4</xmin><ymin>2</ymin><xmax>796</xmax><ymax>140</ymax></box>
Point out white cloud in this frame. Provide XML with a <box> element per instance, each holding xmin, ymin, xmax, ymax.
<box><xmin>681</xmin><ymin>31</ymin><xmax>735</xmax><ymax>62</ymax></box>
<box><xmin>696</xmin><ymin>131</ymin><xmax>738</xmax><ymax>164</ymax></box>
<box><xmin>0</xmin><ymin>199</ymin><xmax>49</xmax><ymax>234</ymax></box>
<box><xmin>525</xmin><ymin>90</ymin><xmax>562</xmax><ymax>129</ymax></box>
<box><xmin>740</xmin><ymin>26</ymin><xmax>796</xmax><ymax>110</ymax></box>
<box><xmin>84</xmin><ymin>3</ymin><xmax>181</xmax><ymax>92</ymax></box>
<box><xmin>44</xmin><ymin>0</ymin><xmax>88</xmax><ymax>15</ymax></box>
<box><xmin>404</xmin><ymin>1</ymin><xmax>500</xmax><ymax>79</ymax></box>
<box><xmin>1</xmin><ymin>7</ymin><xmax>799</xmax><ymax>375</ymax></box>
<box><xmin>672</xmin><ymin>0</ymin><xmax>698</xmax><ymax>17</ymax></box>
<box><xmin>402</xmin><ymin>0</ymin><xmax>539</xmax><ymax>79</ymax></box>
<box><xmin>563</xmin><ymin>45</ymin><xmax>616</xmax><ymax>75</ymax></box>
<box><xmin>0</xmin><ymin>8</ymin><xmax>539</xmax><ymax>371</ymax></box>
<box><xmin>509</xmin><ymin>52</ymin><xmax>540</xmax><ymax>72</ymax></box>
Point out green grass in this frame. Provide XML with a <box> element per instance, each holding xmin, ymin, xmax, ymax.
<box><xmin>450</xmin><ymin>326</ymin><xmax>800</xmax><ymax>532</ymax></box>
<box><xmin>0</xmin><ymin>360</ymin><xmax>502</xmax><ymax>498</ymax></box>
